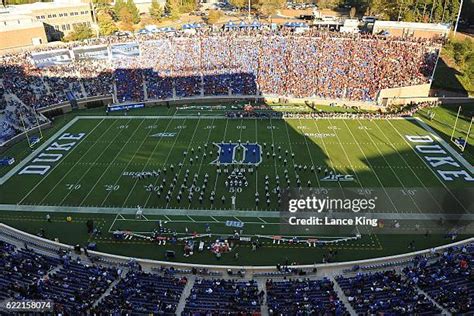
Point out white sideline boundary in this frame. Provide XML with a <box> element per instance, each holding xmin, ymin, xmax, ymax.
<box><xmin>414</xmin><ymin>117</ymin><xmax>473</xmax><ymax>174</ymax></box>
<box><xmin>0</xmin><ymin>116</ymin><xmax>472</xmax><ymax>220</ymax></box>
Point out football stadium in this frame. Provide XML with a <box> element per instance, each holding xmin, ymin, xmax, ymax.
<box><xmin>0</xmin><ymin>1</ymin><xmax>473</xmax><ymax>313</ymax></box>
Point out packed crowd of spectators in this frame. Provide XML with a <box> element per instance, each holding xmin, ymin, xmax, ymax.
<box><xmin>0</xmin><ymin>29</ymin><xmax>440</xmax><ymax>111</ymax></box>
<box><xmin>0</xmin><ymin>97</ymin><xmax>47</xmax><ymax>145</ymax></box>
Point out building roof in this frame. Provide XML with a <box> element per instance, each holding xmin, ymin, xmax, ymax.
<box><xmin>6</xmin><ymin>0</ymin><xmax>89</xmax><ymax>15</ymax></box>
<box><xmin>373</xmin><ymin>21</ymin><xmax>450</xmax><ymax>31</ymax></box>
<box><xmin>0</xmin><ymin>13</ymin><xmax>44</xmax><ymax>31</ymax></box>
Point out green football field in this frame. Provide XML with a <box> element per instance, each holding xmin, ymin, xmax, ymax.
<box><xmin>0</xmin><ymin>103</ymin><xmax>472</xmax><ymax>265</ymax></box>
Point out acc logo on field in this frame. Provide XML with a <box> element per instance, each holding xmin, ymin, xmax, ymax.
<box><xmin>212</xmin><ymin>143</ymin><xmax>262</xmax><ymax>166</ymax></box>
<box><xmin>321</xmin><ymin>174</ymin><xmax>355</xmax><ymax>182</ymax></box>
<box><xmin>151</xmin><ymin>132</ymin><xmax>176</xmax><ymax>138</ymax></box>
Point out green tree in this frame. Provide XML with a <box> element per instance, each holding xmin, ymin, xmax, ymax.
<box><xmin>97</xmin><ymin>11</ymin><xmax>118</xmax><ymax>35</ymax></box>
<box><xmin>165</xmin><ymin>0</ymin><xmax>180</xmax><ymax>20</ymax></box>
<box><xmin>64</xmin><ymin>23</ymin><xmax>94</xmax><ymax>42</ymax></box>
<box><xmin>113</xmin><ymin>0</ymin><xmax>127</xmax><ymax>20</ymax></box>
<box><xmin>229</xmin><ymin>0</ymin><xmax>246</xmax><ymax>10</ymax></box>
<box><xmin>149</xmin><ymin>0</ymin><xmax>164</xmax><ymax>21</ymax></box>
<box><xmin>119</xmin><ymin>6</ymin><xmax>134</xmax><ymax>24</ymax></box>
<box><xmin>126</xmin><ymin>0</ymin><xmax>141</xmax><ymax>23</ymax></box>
<box><xmin>206</xmin><ymin>9</ymin><xmax>222</xmax><ymax>24</ymax></box>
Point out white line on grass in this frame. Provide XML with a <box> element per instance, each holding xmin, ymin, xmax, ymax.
<box><xmin>141</xmin><ymin>118</ymin><xmax>188</xmax><ymax>208</ymax></box>
<box><xmin>0</xmin><ymin>116</ymin><xmax>81</xmax><ymax>185</ymax></box>
<box><xmin>19</xmin><ymin>118</ymin><xmax>107</xmax><ymax>205</ymax></box>
<box><xmin>386</xmin><ymin>119</ymin><xmax>469</xmax><ymax>213</ymax></box>
<box><xmin>354</xmin><ymin>119</ymin><xmax>423</xmax><ymax>213</ymax></box>
<box><xmin>371</xmin><ymin>120</ymin><xmax>444</xmax><ymax>213</ymax></box>
<box><xmin>99</xmin><ymin>118</ymin><xmax>160</xmax><ymax>207</ymax></box>
<box><xmin>78</xmin><ymin>119</ymin><xmax>146</xmax><ymax>207</ymax></box>
<box><xmin>340</xmin><ymin>119</ymin><xmax>400</xmax><ymax>213</ymax></box>
<box><xmin>119</xmin><ymin>118</ymin><xmax>176</xmax><ymax>207</ymax></box>
<box><xmin>308</xmin><ymin>119</ymin><xmax>345</xmax><ymax>193</ymax></box>
<box><xmin>211</xmin><ymin>119</ymin><xmax>230</xmax><ymax>206</ymax></box>
<box><xmin>297</xmin><ymin>118</ymin><xmax>321</xmax><ymax>188</ymax></box>
<box><xmin>325</xmin><ymin>119</ymin><xmax>364</xmax><ymax>186</ymax></box>
<box><xmin>161</xmin><ymin>118</ymin><xmax>201</xmax><ymax>209</ymax></box>
<box><xmin>186</xmin><ymin>118</ymin><xmax>215</xmax><ymax>209</ymax></box>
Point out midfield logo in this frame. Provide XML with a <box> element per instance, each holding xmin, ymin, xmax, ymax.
<box><xmin>151</xmin><ymin>132</ymin><xmax>176</xmax><ymax>138</ymax></box>
<box><xmin>321</xmin><ymin>174</ymin><xmax>355</xmax><ymax>182</ymax></box>
<box><xmin>212</xmin><ymin>143</ymin><xmax>262</xmax><ymax>165</ymax></box>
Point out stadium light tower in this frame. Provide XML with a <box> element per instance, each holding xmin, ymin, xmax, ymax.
<box><xmin>453</xmin><ymin>0</ymin><xmax>464</xmax><ymax>35</ymax></box>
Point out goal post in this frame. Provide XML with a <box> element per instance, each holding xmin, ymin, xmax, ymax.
<box><xmin>20</xmin><ymin>111</ymin><xmax>44</xmax><ymax>148</ymax></box>
<box><xmin>450</xmin><ymin>106</ymin><xmax>473</xmax><ymax>152</ymax></box>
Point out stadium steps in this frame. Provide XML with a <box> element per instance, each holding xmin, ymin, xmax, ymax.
<box><xmin>256</xmin><ymin>278</ymin><xmax>269</xmax><ymax>316</ymax></box>
<box><xmin>416</xmin><ymin>287</ymin><xmax>452</xmax><ymax>316</ymax></box>
<box><xmin>176</xmin><ymin>275</ymin><xmax>196</xmax><ymax>315</ymax></box>
<box><xmin>330</xmin><ymin>276</ymin><xmax>357</xmax><ymax>316</ymax></box>
<box><xmin>91</xmin><ymin>268</ymin><xmax>126</xmax><ymax>309</ymax></box>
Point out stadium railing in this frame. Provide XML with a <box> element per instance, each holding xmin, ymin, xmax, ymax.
<box><xmin>0</xmin><ymin>223</ymin><xmax>472</xmax><ymax>276</ymax></box>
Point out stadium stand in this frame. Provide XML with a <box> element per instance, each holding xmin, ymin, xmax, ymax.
<box><xmin>183</xmin><ymin>279</ymin><xmax>262</xmax><ymax>315</ymax></box>
<box><xmin>266</xmin><ymin>278</ymin><xmax>348</xmax><ymax>315</ymax></box>
<box><xmin>403</xmin><ymin>244</ymin><xmax>474</xmax><ymax>314</ymax></box>
<box><xmin>0</xmin><ymin>224</ymin><xmax>472</xmax><ymax>314</ymax></box>
<box><xmin>0</xmin><ymin>29</ymin><xmax>442</xmax><ymax>145</ymax></box>
<box><xmin>96</xmin><ymin>271</ymin><xmax>187</xmax><ymax>315</ymax></box>
<box><xmin>336</xmin><ymin>270</ymin><xmax>441</xmax><ymax>315</ymax></box>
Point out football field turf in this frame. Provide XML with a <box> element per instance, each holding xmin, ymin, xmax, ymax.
<box><xmin>0</xmin><ymin>114</ymin><xmax>471</xmax><ymax>214</ymax></box>
<box><xmin>0</xmin><ymin>104</ymin><xmax>473</xmax><ymax>264</ymax></box>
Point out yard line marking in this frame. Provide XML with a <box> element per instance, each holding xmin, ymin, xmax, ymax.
<box><xmin>308</xmin><ymin>119</ymin><xmax>345</xmax><ymax>192</ymax></box>
<box><xmin>120</xmin><ymin>118</ymin><xmax>176</xmax><ymax>208</ymax></box>
<box><xmin>325</xmin><ymin>119</ymin><xmax>364</xmax><ymax>186</ymax></box>
<box><xmin>144</xmin><ymin>118</ymin><xmax>189</xmax><ymax>208</ymax></box>
<box><xmin>100</xmin><ymin>118</ymin><xmax>160</xmax><ymax>207</ymax></box>
<box><xmin>268</xmin><ymin>119</ymin><xmax>278</xmax><ymax>174</ymax></box>
<box><xmin>186</xmin><ymin>118</ymin><xmax>215</xmax><ymax>209</ymax></box>
<box><xmin>297</xmin><ymin>118</ymin><xmax>321</xmax><ymax>188</ymax></box>
<box><xmin>340</xmin><ymin>119</ymin><xmax>400</xmax><ymax>213</ymax></box>
<box><xmin>187</xmin><ymin>215</ymin><xmax>196</xmax><ymax>222</ymax></box>
<box><xmin>211</xmin><ymin>119</ymin><xmax>230</xmax><ymax>205</ymax></box>
<box><xmin>258</xmin><ymin>217</ymin><xmax>268</xmax><ymax>224</ymax></box>
<box><xmin>108</xmin><ymin>213</ymin><xmax>120</xmax><ymax>233</ymax></box>
<box><xmin>76</xmin><ymin>119</ymin><xmax>145</xmax><ymax>207</ymax></box>
<box><xmin>51</xmin><ymin>119</ymin><xmax>128</xmax><ymax>205</ymax></box>
<box><xmin>210</xmin><ymin>216</ymin><xmax>219</xmax><ymax>223</ymax></box>
<box><xmin>371</xmin><ymin>120</ymin><xmax>444</xmax><ymax>213</ymax></box>
<box><xmin>164</xmin><ymin>215</ymin><xmax>172</xmax><ymax>222</ymax></box>
<box><xmin>354</xmin><ymin>118</ymin><xmax>423</xmax><ymax>213</ymax></box>
<box><xmin>387</xmin><ymin>119</ymin><xmax>469</xmax><ymax>213</ymax></box>
<box><xmin>0</xmin><ymin>116</ymin><xmax>82</xmax><ymax>185</ymax></box>
<box><xmin>253</xmin><ymin>119</ymin><xmax>258</xmax><ymax>210</ymax></box>
<box><xmin>161</xmin><ymin>118</ymin><xmax>201</xmax><ymax>209</ymax></box>
<box><xmin>19</xmin><ymin>118</ymin><xmax>108</xmax><ymax>205</ymax></box>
